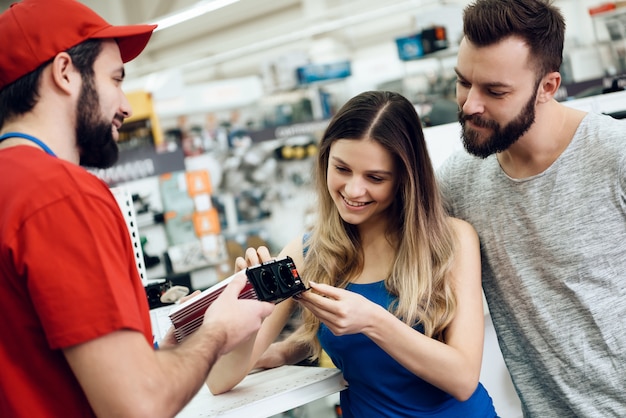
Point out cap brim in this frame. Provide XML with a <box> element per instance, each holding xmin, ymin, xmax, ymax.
<box><xmin>93</xmin><ymin>24</ymin><xmax>157</xmax><ymax>63</ymax></box>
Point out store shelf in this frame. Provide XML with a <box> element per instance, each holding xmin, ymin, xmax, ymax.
<box><xmin>563</xmin><ymin>88</ymin><xmax>626</xmax><ymax>114</ymax></box>
<box><xmin>176</xmin><ymin>366</ymin><xmax>345</xmax><ymax>418</ymax></box>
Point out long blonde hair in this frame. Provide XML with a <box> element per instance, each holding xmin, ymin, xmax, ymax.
<box><xmin>296</xmin><ymin>91</ymin><xmax>457</xmax><ymax>358</ymax></box>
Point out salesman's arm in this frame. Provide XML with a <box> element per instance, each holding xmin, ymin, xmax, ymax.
<box><xmin>64</xmin><ymin>274</ymin><xmax>274</xmax><ymax>418</ymax></box>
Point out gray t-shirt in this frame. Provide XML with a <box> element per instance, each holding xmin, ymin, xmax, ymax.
<box><xmin>437</xmin><ymin>112</ymin><xmax>626</xmax><ymax>417</ymax></box>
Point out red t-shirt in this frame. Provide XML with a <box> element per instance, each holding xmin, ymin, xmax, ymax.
<box><xmin>0</xmin><ymin>146</ymin><xmax>152</xmax><ymax>417</ymax></box>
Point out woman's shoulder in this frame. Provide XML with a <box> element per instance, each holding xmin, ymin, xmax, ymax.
<box><xmin>446</xmin><ymin>216</ymin><xmax>479</xmax><ymax>247</ymax></box>
<box><xmin>445</xmin><ymin>217</ymin><xmax>481</xmax><ymax>285</ymax></box>
<box><xmin>446</xmin><ymin>216</ymin><xmax>476</xmax><ymax>234</ymax></box>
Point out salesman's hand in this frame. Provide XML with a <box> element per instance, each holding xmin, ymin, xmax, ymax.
<box><xmin>202</xmin><ymin>272</ymin><xmax>275</xmax><ymax>355</ymax></box>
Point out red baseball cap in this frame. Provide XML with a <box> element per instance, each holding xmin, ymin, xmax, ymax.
<box><xmin>0</xmin><ymin>0</ymin><xmax>157</xmax><ymax>90</ymax></box>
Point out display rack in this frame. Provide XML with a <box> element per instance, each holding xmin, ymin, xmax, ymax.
<box><xmin>111</xmin><ymin>185</ymin><xmax>164</xmax><ymax>287</ymax></box>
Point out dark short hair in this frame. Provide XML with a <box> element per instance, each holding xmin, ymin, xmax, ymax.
<box><xmin>0</xmin><ymin>39</ymin><xmax>102</xmax><ymax>129</ymax></box>
<box><xmin>462</xmin><ymin>0</ymin><xmax>565</xmax><ymax>76</ymax></box>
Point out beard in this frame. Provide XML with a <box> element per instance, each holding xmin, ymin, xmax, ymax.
<box><xmin>76</xmin><ymin>76</ymin><xmax>120</xmax><ymax>169</ymax></box>
<box><xmin>459</xmin><ymin>89</ymin><xmax>538</xmax><ymax>159</ymax></box>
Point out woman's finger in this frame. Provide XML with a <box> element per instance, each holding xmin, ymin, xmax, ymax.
<box><xmin>234</xmin><ymin>256</ymin><xmax>248</xmax><ymax>272</ymax></box>
<box><xmin>298</xmin><ymin>291</ymin><xmax>343</xmax><ymax>320</ymax></box>
<box><xmin>298</xmin><ymin>298</ymin><xmax>334</xmax><ymax>322</ymax></box>
<box><xmin>308</xmin><ymin>281</ymin><xmax>344</xmax><ymax>299</ymax></box>
<box><xmin>256</xmin><ymin>245</ymin><xmax>272</xmax><ymax>261</ymax></box>
<box><xmin>244</xmin><ymin>247</ymin><xmax>262</xmax><ymax>266</ymax></box>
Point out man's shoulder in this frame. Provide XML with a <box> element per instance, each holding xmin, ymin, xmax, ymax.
<box><xmin>580</xmin><ymin>111</ymin><xmax>626</xmax><ymax>136</ymax></box>
<box><xmin>576</xmin><ymin>112</ymin><xmax>626</xmax><ymax>159</ymax></box>
<box><xmin>3</xmin><ymin>147</ymin><xmax>114</xmax><ymax>211</ymax></box>
<box><xmin>437</xmin><ymin>149</ymin><xmax>488</xmax><ymax>180</ymax></box>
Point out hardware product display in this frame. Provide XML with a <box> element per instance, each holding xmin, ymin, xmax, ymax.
<box><xmin>169</xmin><ymin>256</ymin><xmax>307</xmax><ymax>342</ymax></box>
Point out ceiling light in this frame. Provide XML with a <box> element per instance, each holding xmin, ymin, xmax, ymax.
<box><xmin>150</xmin><ymin>0</ymin><xmax>240</xmax><ymax>32</ymax></box>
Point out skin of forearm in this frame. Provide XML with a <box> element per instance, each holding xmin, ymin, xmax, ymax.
<box><xmin>207</xmin><ymin>330</ymin><xmax>311</xmax><ymax>395</ymax></box>
<box><xmin>208</xmin><ymin>299</ymin><xmax>297</xmax><ymax>394</ymax></box>
<box><xmin>271</xmin><ymin>334</ymin><xmax>311</xmax><ymax>365</ymax></box>
<box><xmin>207</xmin><ymin>334</ymin><xmax>257</xmax><ymax>394</ymax></box>
<box><xmin>153</xmin><ymin>324</ymin><xmax>228</xmax><ymax>413</ymax></box>
<box><xmin>363</xmin><ymin>306</ymin><xmax>481</xmax><ymax>401</ymax></box>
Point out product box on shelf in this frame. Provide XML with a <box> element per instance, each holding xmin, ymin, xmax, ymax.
<box><xmin>159</xmin><ymin>169</ymin><xmax>227</xmax><ymax>273</ymax></box>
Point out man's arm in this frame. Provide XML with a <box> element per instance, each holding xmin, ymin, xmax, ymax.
<box><xmin>64</xmin><ymin>273</ymin><xmax>274</xmax><ymax>418</ymax></box>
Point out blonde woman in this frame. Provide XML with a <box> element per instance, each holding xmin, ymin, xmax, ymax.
<box><xmin>208</xmin><ymin>91</ymin><xmax>497</xmax><ymax>417</ymax></box>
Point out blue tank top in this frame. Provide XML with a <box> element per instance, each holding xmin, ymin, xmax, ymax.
<box><xmin>317</xmin><ymin>280</ymin><xmax>497</xmax><ymax>417</ymax></box>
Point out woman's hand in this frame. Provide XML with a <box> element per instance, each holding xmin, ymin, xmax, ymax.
<box><xmin>234</xmin><ymin>245</ymin><xmax>274</xmax><ymax>271</ymax></box>
<box><xmin>296</xmin><ymin>281</ymin><xmax>383</xmax><ymax>336</ymax></box>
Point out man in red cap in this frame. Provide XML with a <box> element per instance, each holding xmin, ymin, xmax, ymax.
<box><xmin>0</xmin><ymin>1</ymin><xmax>274</xmax><ymax>417</ymax></box>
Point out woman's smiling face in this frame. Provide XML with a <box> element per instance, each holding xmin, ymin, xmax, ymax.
<box><xmin>327</xmin><ymin>138</ymin><xmax>396</xmax><ymax>228</ymax></box>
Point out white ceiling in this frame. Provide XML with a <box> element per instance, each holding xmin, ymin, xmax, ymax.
<box><xmin>104</xmin><ymin>0</ymin><xmax>455</xmax><ymax>86</ymax></box>
<box><xmin>2</xmin><ymin>0</ymin><xmax>600</xmax><ymax>90</ymax></box>
<box><xmin>0</xmin><ymin>0</ymin><xmax>455</xmax><ymax>86</ymax></box>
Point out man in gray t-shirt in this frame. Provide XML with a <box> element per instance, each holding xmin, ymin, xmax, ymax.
<box><xmin>438</xmin><ymin>1</ymin><xmax>626</xmax><ymax>416</ymax></box>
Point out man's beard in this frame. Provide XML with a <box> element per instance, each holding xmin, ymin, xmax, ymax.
<box><xmin>76</xmin><ymin>76</ymin><xmax>119</xmax><ymax>169</ymax></box>
<box><xmin>459</xmin><ymin>90</ymin><xmax>537</xmax><ymax>159</ymax></box>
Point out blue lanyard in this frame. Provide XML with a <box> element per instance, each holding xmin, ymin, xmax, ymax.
<box><xmin>0</xmin><ymin>132</ymin><xmax>57</xmax><ymax>157</ymax></box>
